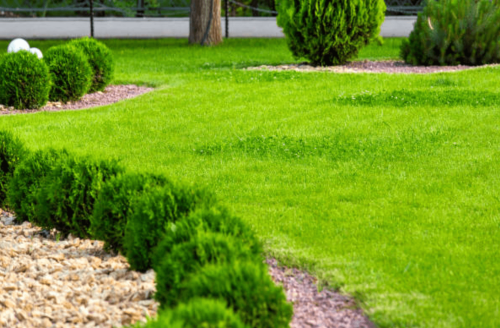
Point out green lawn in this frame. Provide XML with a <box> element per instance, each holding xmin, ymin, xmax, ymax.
<box><xmin>1</xmin><ymin>38</ymin><xmax>499</xmax><ymax>328</ymax></box>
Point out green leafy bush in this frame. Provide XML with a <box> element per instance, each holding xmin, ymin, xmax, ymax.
<box><xmin>90</xmin><ymin>172</ymin><xmax>170</xmax><ymax>253</ymax></box>
<box><xmin>173</xmin><ymin>261</ymin><xmax>293</xmax><ymax>328</ymax></box>
<box><xmin>154</xmin><ymin>232</ymin><xmax>262</xmax><ymax>308</ymax></box>
<box><xmin>69</xmin><ymin>37</ymin><xmax>114</xmax><ymax>92</ymax></box>
<box><xmin>0</xmin><ymin>131</ymin><xmax>28</xmax><ymax>209</ymax></box>
<box><xmin>8</xmin><ymin>149</ymin><xmax>69</xmax><ymax>224</ymax></box>
<box><xmin>152</xmin><ymin>206</ymin><xmax>262</xmax><ymax>269</ymax></box>
<box><xmin>35</xmin><ymin>156</ymin><xmax>123</xmax><ymax>238</ymax></box>
<box><xmin>401</xmin><ymin>0</ymin><xmax>500</xmax><ymax>66</ymax></box>
<box><xmin>44</xmin><ymin>44</ymin><xmax>93</xmax><ymax>103</ymax></box>
<box><xmin>277</xmin><ymin>0</ymin><xmax>386</xmax><ymax>66</ymax></box>
<box><xmin>0</xmin><ymin>50</ymin><xmax>51</xmax><ymax>109</ymax></box>
<box><xmin>128</xmin><ymin>298</ymin><xmax>247</xmax><ymax>328</ymax></box>
<box><xmin>124</xmin><ymin>184</ymin><xmax>216</xmax><ymax>272</ymax></box>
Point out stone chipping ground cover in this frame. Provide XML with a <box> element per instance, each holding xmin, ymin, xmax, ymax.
<box><xmin>0</xmin><ymin>209</ymin><xmax>374</xmax><ymax>328</ymax></box>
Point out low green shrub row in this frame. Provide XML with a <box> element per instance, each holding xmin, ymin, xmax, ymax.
<box><xmin>0</xmin><ymin>130</ymin><xmax>293</xmax><ymax>328</ymax></box>
<box><xmin>0</xmin><ymin>37</ymin><xmax>114</xmax><ymax>110</ymax></box>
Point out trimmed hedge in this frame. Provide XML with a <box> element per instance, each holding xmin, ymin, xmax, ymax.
<box><xmin>1</xmin><ymin>130</ymin><xmax>293</xmax><ymax>328</ymax></box>
<box><xmin>152</xmin><ymin>206</ymin><xmax>262</xmax><ymax>270</ymax></box>
<box><xmin>179</xmin><ymin>261</ymin><xmax>293</xmax><ymax>328</ymax></box>
<box><xmin>44</xmin><ymin>44</ymin><xmax>93</xmax><ymax>103</ymax></box>
<box><xmin>35</xmin><ymin>156</ymin><xmax>123</xmax><ymax>238</ymax></box>
<box><xmin>130</xmin><ymin>298</ymin><xmax>248</xmax><ymax>328</ymax></box>
<box><xmin>0</xmin><ymin>50</ymin><xmax>51</xmax><ymax>109</ymax></box>
<box><xmin>69</xmin><ymin>37</ymin><xmax>114</xmax><ymax>92</ymax></box>
<box><xmin>8</xmin><ymin>149</ymin><xmax>69</xmax><ymax>224</ymax></box>
<box><xmin>90</xmin><ymin>172</ymin><xmax>171</xmax><ymax>253</ymax></box>
<box><xmin>0</xmin><ymin>131</ymin><xmax>28</xmax><ymax>209</ymax></box>
<box><xmin>124</xmin><ymin>184</ymin><xmax>216</xmax><ymax>272</ymax></box>
<box><xmin>154</xmin><ymin>232</ymin><xmax>262</xmax><ymax>308</ymax></box>
<box><xmin>277</xmin><ymin>0</ymin><xmax>386</xmax><ymax>66</ymax></box>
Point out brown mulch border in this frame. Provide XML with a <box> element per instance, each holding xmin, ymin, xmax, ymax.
<box><xmin>246</xmin><ymin>60</ymin><xmax>499</xmax><ymax>74</ymax></box>
<box><xmin>267</xmin><ymin>258</ymin><xmax>375</xmax><ymax>328</ymax></box>
<box><xmin>0</xmin><ymin>84</ymin><xmax>154</xmax><ymax>115</ymax></box>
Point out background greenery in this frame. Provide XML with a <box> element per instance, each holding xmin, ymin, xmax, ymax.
<box><xmin>0</xmin><ymin>38</ymin><xmax>499</xmax><ymax>328</ymax></box>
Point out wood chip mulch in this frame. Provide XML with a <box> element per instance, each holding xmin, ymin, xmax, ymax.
<box><xmin>247</xmin><ymin>60</ymin><xmax>499</xmax><ymax>74</ymax></box>
<box><xmin>0</xmin><ymin>85</ymin><xmax>154</xmax><ymax>115</ymax></box>
<box><xmin>0</xmin><ymin>210</ymin><xmax>374</xmax><ymax>328</ymax></box>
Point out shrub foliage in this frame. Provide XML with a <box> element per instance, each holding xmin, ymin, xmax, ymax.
<box><xmin>401</xmin><ymin>0</ymin><xmax>500</xmax><ymax>66</ymax></box>
<box><xmin>124</xmin><ymin>185</ymin><xmax>216</xmax><ymax>272</ymax></box>
<box><xmin>69</xmin><ymin>37</ymin><xmax>114</xmax><ymax>92</ymax></box>
<box><xmin>277</xmin><ymin>0</ymin><xmax>386</xmax><ymax>66</ymax></box>
<box><xmin>130</xmin><ymin>298</ymin><xmax>247</xmax><ymax>328</ymax></box>
<box><xmin>152</xmin><ymin>207</ymin><xmax>262</xmax><ymax>269</ymax></box>
<box><xmin>179</xmin><ymin>261</ymin><xmax>293</xmax><ymax>328</ymax></box>
<box><xmin>154</xmin><ymin>232</ymin><xmax>262</xmax><ymax>308</ymax></box>
<box><xmin>0</xmin><ymin>131</ymin><xmax>28</xmax><ymax>209</ymax></box>
<box><xmin>90</xmin><ymin>172</ymin><xmax>170</xmax><ymax>253</ymax></box>
<box><xmin>35</xmin><ymin>156</ymin><xmax>123</xmax><ymax>238</ymax></box>
<box><xmin>44</xmin><ymin>45</ymin><xmax>93</xmax><ymax>103</ymax></box>
<box><xmin>0</xmin><ymin>51</ymin><xmax>51</xmax><ymax>109</ymax></box>
<box><xmin>8</xmin><ymin>149</ymin><xmax>69</xmax><ymax>224</ymax></box>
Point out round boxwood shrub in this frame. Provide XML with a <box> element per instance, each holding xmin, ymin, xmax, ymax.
<box><xmin>277</xmin><ymin>0</ymin><xmax>386</xmax><ymax>66</ymax></box>
<box><xmin>0</xmin><ymin>130</ymin><xmax>28</xmax><ymax>209</ymax></box>
<box><xmin>90</xmin><ymin>172</ymin><xmax>172</xmax><ymax>253</ymax></box>
<box><xmin>35</xmin><ymin>155</ymin><xmax>124</xmax><ymax>238</ymax></box>
<box><xmin>68</xmin><ymin>37</ymin><xmax>114</xmax><ymax>92</ymax></box>
<box><xmin>152</xmin><ymin>206</ymin><xmax>262</xmax><ymax>270</ymax></box>
<box><xmin>124</xmin><ymin>184</ymin><xmax>216</xmax><ymax>272</ymax></box>
<box><xmin>401</xmin><ymin>0</ymin><xmax>500</xmax><ymax>66</ymax></box>
<box><xmin>173</xmin><ymin>261</ymin><xmax>293</xmax><ymax>328</ymax></box>
<box><xmin>44</xmin><ymin>44</ymin><xmax>92</xmax><ymax>103</ymax></box>
<box><xmin>8</xmin><ymin>149</ymin><xmax>69</xmax><ymax>224</ymax></box>
<box><xmin>129</xmin><ymin>298</ymin><xmax>247</xmax><ymax>328</ymax></box>
<box><xmin>0</xmin><ymin>51</ymin><xmax>51</xmax><ymax>109</ymax></box>
<box><xmin>154</xmin><ymin>232</ymin><xmax>263</xmax><ymax>309</ymax></box>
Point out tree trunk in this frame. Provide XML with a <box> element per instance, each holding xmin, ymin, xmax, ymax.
<box><xmin>189</xmin><ymin>0</ymin><xmax>222</xmax><ymax>46</ymax></box>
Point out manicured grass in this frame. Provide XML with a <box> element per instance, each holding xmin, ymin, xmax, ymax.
<box><xmin>1</xmin><ymin>38</ymin><xmax>499</xmax><ymax>328</ymax></box>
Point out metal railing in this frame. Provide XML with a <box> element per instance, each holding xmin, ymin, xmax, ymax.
<box><xmin>0</xmin><ymin>0</ymin><xmax>423</xmax><ymax>17</ymax></box>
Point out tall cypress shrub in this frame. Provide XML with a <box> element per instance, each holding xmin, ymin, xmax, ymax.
<box><xmin>277</xmin><ymin>0</ymin><xmax>386</xmax><ymax>66</ymax></box>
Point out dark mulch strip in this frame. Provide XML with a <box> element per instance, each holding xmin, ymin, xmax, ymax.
<box><xmin>0</xmin><ymin>84</ymin><xmax>153</xmax><ymax>115</ymax></box>
<box><xmin>267</xmin><ymin>259</ymin><xmax>375</xmax><ymax>328</ymax></box>
<box><xmin>247</xmin><ymin>60</ymin><xmax>499</xmax><ymax>74</ymax></box>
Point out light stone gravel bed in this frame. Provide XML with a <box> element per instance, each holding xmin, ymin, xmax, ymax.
<box><xmin>246</xmin><ymin>60</ymin><xmax>499</xmax><ymax>74</ymax></box>
<box><xmin>1</xmin><ymin>210</ymin><xmax>374</xmax><ymax>328</ymax></box>
<box><xmin>0</xmin><ymin>211</ymin><xmax>158</xmax><ymax>328</ymax></box>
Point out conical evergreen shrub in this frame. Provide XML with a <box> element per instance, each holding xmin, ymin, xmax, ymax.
<box><xmin>401</xmin><ymin>0</ymin><xmax>500</xmax><ymax>66</ymax></box>
<box><xmin>277</xmin><ymin>0</ymin><xmax>386</xmax><ymax>66</ymax></box>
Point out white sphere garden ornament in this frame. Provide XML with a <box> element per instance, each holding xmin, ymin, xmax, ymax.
<box><xmin>7</xmin><ymin>38</ymin><xmax>30</xmax><ymax>53</ymax></box>
<box><xmin>29</xmin><ymin>48</ymin><xmax>43</xmax><ymax>59</ymax></box>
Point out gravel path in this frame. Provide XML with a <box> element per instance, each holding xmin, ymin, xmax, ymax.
<box><xmin>0</xmin><ymin>85</ymin><xmax>153</xmax><ymax>115</ymax></box>
<box><xmin>0</xmin><ymin>210</ymin><xmax>374</xmax><ymax>328</ymax></box>
<box><xmin>0</xmin><ymin>211</ymin><xmax>157</xmax><ymax>328</ymax></box>
<box><xmin>246</xmin><ymin>60</ymin><xmax>498</xmax><ymax>74</ymax></box>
